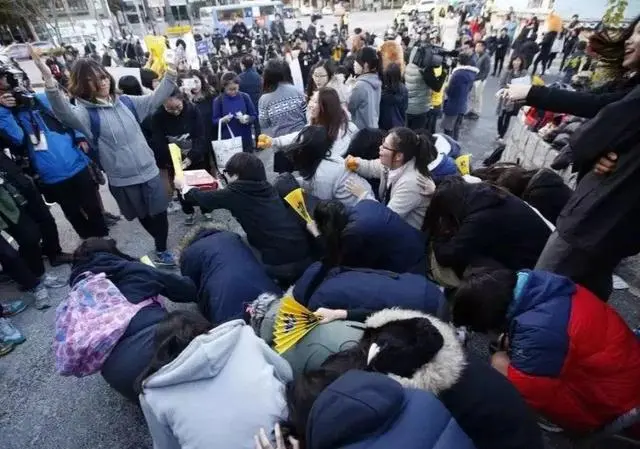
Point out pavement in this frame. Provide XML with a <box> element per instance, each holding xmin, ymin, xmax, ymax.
<box><xmin>2</xmin><ymin>14</ymin><xmax>640</xmax><ymax>449</ymax></box>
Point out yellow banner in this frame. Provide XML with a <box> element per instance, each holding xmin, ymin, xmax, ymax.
<box><xmin>169</xmin><ymin>143</ymin><xmax>184</xmax><ymax>180</ymax></box>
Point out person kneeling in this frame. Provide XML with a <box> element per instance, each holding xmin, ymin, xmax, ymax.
<box><xmin>452</xmin><ymin>268</ymin><xmax>640</xmax><ymax>434</ymax></box>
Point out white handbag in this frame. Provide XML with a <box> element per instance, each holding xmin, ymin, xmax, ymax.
<box><xmin>212</xmin><ymin>121</ymin><xmax>243</xmax><ymax>170</ymax></box>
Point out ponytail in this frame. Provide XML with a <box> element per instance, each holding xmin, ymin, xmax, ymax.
<box><xmin>388</xmin><ymin>127</ymin><xmax>436</xmax><ymax>177</ymax></box>
<box><xmin>303</xmin><ymin>201</ymin><xmax>349</xmax><ymax>304</ymax></box>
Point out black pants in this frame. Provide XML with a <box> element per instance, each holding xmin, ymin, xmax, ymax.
<box><xmin>406</xmin><ymin>112</ymin><xmax>428</xmax><ymax>131</ymax></box>
<box><xmin>23</xmin><ymin>184</ymin><xmax>63</xmax><ymax>260</ymax></box>
<box><xmin>532</xmin><ymin>51</ymin><xmax>551</xmax><ymax>75</ymax></box>
<box><xmin>493</xmin><ymin>53</ymin><xmax>506</xmax><ymax>76</ymax></box>
<box><xmin>41</xmin><ymin>167</ymin><xmax>108</xmax><ymax>239</ymax></box>
<box><xmin>139</xmin><ymin>211</ymin><xmax>169</xmax><ymax>253</ymax></box>
<box><xmin>179</xmin><ymin>192</ymin><xmax>213</xmax><ymax>215</ymax></box>
<box><xmin>444</xmin><ymin>114</ymin><xmax>464</xmax><ymax>140</ymax></box>
<box><xmin>497</xmin><ymin>110</ymin><xmax>515</xmax><ymax>138</ymax></box>
<box><xmin>425</xmin><ymin>107</ymin><xmax>442</xmax><ymax>135</ymax></box>
<box><xmin>0</xmin><ymin>212</ymin><xmax>44</xmax><ymax>290</ymax></box>
<box><xmin>560</xmin><ymin>52</ymin><xmax>570</xmax><ymax>71</ymax></box>
<box><xmin>547</xmin><ymin>53</ymin><xmax>558</xmax><ymax>70</ymax></box>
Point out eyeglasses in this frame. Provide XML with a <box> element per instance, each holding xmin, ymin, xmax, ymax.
<box><xmin>380</xmin><ymin>143</ymin><xmax>397</xmax><ymax>152</ymax></box>
<box><xmin>312</xmin><ymin>73</ymin><xmax>328</xmax><ymax>79</ymax></box>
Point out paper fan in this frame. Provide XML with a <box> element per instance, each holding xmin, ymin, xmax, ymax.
<box><xmin>455</xmin><ymin>154</ymin><xmax>471</xmax><ymax>176</ymax></box>
<box><xmin>284</xmin><ymin>188</ymin><xmax>313</xmax><ymax>223</ymax></box>
<box><xmin>273</xmin><ymin>296</ymin><xmax>320</xmax><ymax>354</ymax></box>
<box><xmin>169</xmin><ymin>143</ymin><xmax>184</xmax><ymax>179</ymax></box>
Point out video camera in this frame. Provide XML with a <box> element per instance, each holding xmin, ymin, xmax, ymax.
<box><xmin>410</xmin><ymin>43</ymin><xmax>458</xmax><ymax>69</ymax></box>
<box><xmin>0</xmin><ymin>62</ymin><xmax>34</xmax><ymax>108</ymax></box>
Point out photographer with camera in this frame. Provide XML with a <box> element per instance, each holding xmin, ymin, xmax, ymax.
<box><xmin>0</xmin><ymin>65</ymin><xmax>108</xmax><ymax>242</ymax></box>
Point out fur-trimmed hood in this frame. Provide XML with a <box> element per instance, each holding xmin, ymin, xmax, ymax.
<box><xmin>249</xmin><ymin>286</ymin><xmax>294</xmax><ymax>343</ymax></box>
<box><xmin>451</xmin><ymin>65</ymin><xmax>480</xmax><ymax>75</ymax></box>
<box><xmin>176</xmin><ymin>223</ymin><xmax>230</xmax><ymax>263</ymax></box>
<box><xmin>364</xmin><ymin>308</ymin><xmax>466</xmax><ymax>395</ymax></box>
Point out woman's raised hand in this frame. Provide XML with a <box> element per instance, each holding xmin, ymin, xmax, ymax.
<box><xmin>28</xmin><ymin>45</ymin><xmax>53</xmax><ymax>80</ymax></box>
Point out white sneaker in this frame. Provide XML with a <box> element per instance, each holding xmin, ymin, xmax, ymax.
<box><xmin>32</xmin><ymin>284</ymin><xmax>51</xmax><ymax>310</ymax></box>
<box><xmin>42</xmin><ymin>274</ymin><xmax>66</xmax><ymax>289</ymax></box>
<box><xmin>0</xmin><ymin>317</ymin><xmax>25</xmax><ymax>345</ymax></box>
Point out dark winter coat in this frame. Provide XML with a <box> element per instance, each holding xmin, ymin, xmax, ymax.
<box><xmin>443</xmin><ymin>66</ymin><xmax>479</xmax><ymax>116</ymax></box>
<box><xmin>432</xmin><ymin>183</ymin><xmax>552</xmax><ymax>276</ymax></box>
<box><xmin>495</xmin><ymin>35</ymin><xmax>511</xmax><ymax>57</ymax></box>
<box><xmin>183</xmin><ymin>180</ymin><xmax>311</xmax><ymax>269</ymax></box>
<box><xmin>341</xmin><ymin>199</ymin><xmax>427</xmax><ymax>274</ymax></box>
<box><xmin>378</xmin><ymin>84</ymin><xmax>409</xmax><ymax>131</ymax></box>
<box><xmin>179</xmin><ymin>228</ymin><xmax>282</xmax><ymax>324</ymax></box>
<box><xmin>521</xmin><ymin>169</ymin><xmax>572</xmax><ymax>224</ymax></box>
<box><xmin>151</xmin><ymin>101</ymin><xmax>207</xmax><ymax>168</ymax></box>
<box><xmin>294</xmin><ymin>262</ymin><xmax>445</xmax><ymax>317</ymax></box>
<box><xmin>307</xmin><ymin>370</ymin><xmax>477</xmax><ymax>449</ymax></box>
<box><xmin>70</xmin><ymin>252</ymin><xmax>197</xmax><ymax>402</ymax></box>
<box><xmin>519</xmin><ymin>41</ymin><xmax>540</xmax><ymax>68</ymax></box>
<box><xmin>238</xmin><ymin>67</ymin><xmax>262</xmax><ymax>111</ymax></box>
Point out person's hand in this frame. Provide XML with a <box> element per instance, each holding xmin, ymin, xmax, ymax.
<box><xmin>306</xmin><ymin>219</ymin><xmax>320</xmax><ymax>237</ymax></box>
<box><xmin>0</xmin><ymin>93</ymin><xmax>17</xmax><ymax>108</ymax></box>
<box><xmin>500</xmin><ymin>84</ymin><xmax>532</xmax><ymax>102</ymax></box>
<box><xmin>239</xmin><ymin>114</ymin><xmax>251</xmax><ymax>124</ymax></box>
<box><xmin>345</xmin><ymin>178</ymin><xmax>368</xmax><ymax>201</ymax></box>
<box><xmin>490</xmin><ymin>350</ymin><xmax>510</xmax><ymax>377</ymax></box>
<box><xmin>416</xmin><ymin>173</ymin><xmax>434</xmax><ymax>196</ymax></box>
<box><xmin>594</xmin><ymin>152</ymin><xmax>617</xmax><ymax>175</ymax></box>
<box><xmin>181</xmin><ymin>157</ymin><xmax>192</xmax><ymax>169</ymax></box>
<box><xmin>254</xmin><ymin>424</ymin><xmax>299</xmax><ymax>449</ymax></box>
<box><xmin>28</xmin><ymin>45</ymin><xmax>52</xmax><ymax>79</ymax></box>
<box><xmin>174</xmin><ymin>176</ymin><xmax>185</xmax><ymax>191</ymax></box>
<box><xmin>345</xmin><ymin>155</ymin><xmax>359</xmax><ymax>171</ymax></box>
<box><xmin>220</xmin><ymin>113</ymin><xmax>233</xmax><ymax>124</ymax></box>
<box><xmin>77</xmin><ymin>141</ymin><xmax>90</xmax><ymax>153</ymax></box>
<box><xmin>314</xmin><ymin>308</ymin><xmax>348</xmax><ymax>324</ymax></box>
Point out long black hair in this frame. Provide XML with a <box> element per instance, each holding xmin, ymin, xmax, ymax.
<box><xmin>72</xmin><ymin>237</ymin><xmax>136</xmax><ymax>266</ymax></box>
<box><xmin>288</xmin><ymin>126</ymin><xmax>333</xmax><ymax>180</ymax></box>
<box><xmin>306</xmin><ymin>59</ymin><xmax>336</xmax><ymax>100</ymax></box>
<box><xmin>387</xmin><ymin>127</ymin><xmax>435</xmax><ymax>176</ymax></box>
<box><xmin>382</xmin><ymin>62</ymin><xmax>403</xmax><ymax>92</ymax></box>
<box><xmin>135</xmin><ymin>311</ymin><xmax>211</xmax><ymax>394</ymax></box>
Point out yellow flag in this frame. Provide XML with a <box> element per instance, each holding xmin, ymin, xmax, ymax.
<box><xmin>284</xmin><ymin>188</ymin><xmax>312</xmax><ymax>223</ymax></box>
<box><xmin>143</xmin><ymin>35</ymin><xmax>167</xmax><ymax>77</ymax></box>
<box><xmin>169</xmin><ymin>144</ymin><xmax>184</xmax><ymax>180</ymax></box>
<box><xmin>455</xmin><ymin>154</ymin><xmax>471</xmax><ymax>176</ymax></box>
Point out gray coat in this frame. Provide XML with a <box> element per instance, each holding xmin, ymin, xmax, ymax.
<box><xmin>348</xmin><ymin>73</ymin><xmax>382</xmax><ymax>129</ymax></box>
<box><xmin>405</xmin><ymin>60</ymin><xmax>431</xmax><ymax>115</ymax></box>
<box><xmin>44</xmin><ymin>72</ymin><xmax>177</xmax><ymax>187</ymax></box>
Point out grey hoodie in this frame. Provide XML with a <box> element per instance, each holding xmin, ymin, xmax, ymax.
<box><xmin>139</xmin><ymin>319</ymin><xmax>292</xmax><ymax>449</ymax></box>
<box><xmin>348</xmin><ymin>72</ymin><xmax>382</xmax><ymax>130</ymax></box>
<box><xmin>44</xmin><ymin>73</ymin><xmax>177</xmax><ymax>187</ymax></box>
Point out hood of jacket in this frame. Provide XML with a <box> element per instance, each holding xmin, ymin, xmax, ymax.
<box><xmin>451</xmin><ymin>65</ymin><xmax>480</xmax><ymax>79</ymax></box>
<box><xmin>308</xmin><ymin>370</ymin><xmax>474</xmax><ymax>449</ymax></box>
<box><xmin>463</xmin><ymin>182</ymin><xmax>506</xmax><ymax>217</ymax></box>
<box><xmin>143</xmin><ymin>319</ymin><xmax>292</xmax><ymax>389</ymax></box>
<box><xmin>177</xmin><ymin>224</ymin><xmax>227</xmax><ymax>261</ymax></box>
<box><xmin>226</xmin><ymin>179</ymin><xmax>275</xmax><ymax>198</ymax></box>
<box><xmin>524</xmin><ymin>168</ymin><xmax>567</xmax><ymax>194</ymax></box>
<box><xmin>507</xmin><ymin>270</ymin><xmax>576</xmax><ymax>322</ymax></box>
<box><xmin>356</xmin><ymin>73</ymin><xmax>382</xmax><ymax>93</ymax></box>
<box><xmin>364</xmin><ymin>309</ymin><xmax>466</xmax><ymax>395</ymax></box>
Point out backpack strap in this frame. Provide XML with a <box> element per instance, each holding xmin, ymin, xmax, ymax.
<box><xmin>119</xmin><ymin>95</ymin><xmax>140</xmax><ymax>123</ymax></box>
<box><xmin>88</xmin><ymin>96</ymin><xmax>139</xmax><ymax>151</ymax></box>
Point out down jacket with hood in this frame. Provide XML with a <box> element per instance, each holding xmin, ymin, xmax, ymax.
<box><xmin>293</xmin><ymin>262</ymin><xmax>446</xmax><ymax>318</ymax></box>
<box><xmin>432</xmin><ymin>183</ymin><xmax>552</xmax><ymax>277</ymax></box>
<box><xmin>348</xmin><ymin>73</ymin><xmax>382</xmax><ymax>129</ymax></box>
<box><xmin>69</xmin><ymin>252</ymin><xmax>197</xmax><ymax>401</ymax></box>
<box><xmin>140</xmin><ymin>320</ymin><xmax>292</xmax><ymax>449</ymax></box>
<box><xmin>443</xmin><ymin>65</ymin><xmax>479</xmax><ymax>117</ymax></box>
<box><xmin>507</xmin><ymin>270</ymin><xmax>640</xmax><ymax>432</ymax></box>
<box><xmin>44</xmin><ymin>71</ymin><xmax>177</xmax><ymax>187</ymax></box>
<box><xmin>404</xmin><ymin>56</ymin><xmax>430</xmax><ymax>116</ymax></box>
<box><xmin>340</xmin><ymin>199</ymin><xmax>427</xmax><ymax>274</ymax></box>
<box><xmin>307</xmin><ymin>370</ymin><xmax>476</xmax><ymax>449</ymax></box>
<box><xmin>179</xmin><ymin>227</ymin><xmax>282</xmax><ymax>325</ymax></box>
<box><xmin>362</xmin><ymin>310</ymin><xmax>545</xmax><ymax>449</ymax></box>
<box><xmin>183</xmin><ymin>180</ymin><xmax>311</xmax><ymax>271</ymax></box>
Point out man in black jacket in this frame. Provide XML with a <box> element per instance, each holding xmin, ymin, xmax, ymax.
<box><xmin>307</xmin><ymin>15</ymin><xmax>320</xmax><ymax>42</ymax></box>
<box><xmin>270</xmin><ymin>14</ymin><xmax>287</xmax><ymax>42</ymax></box>
<box><xmin>532</xmin><ymin>31</ymin><xmax>557</xmax><ymax>76</ymax></box>
<box><xmin>493</xmin><ymin>28</ymin><xmax>511</xmax><ymax>76</ymax></box>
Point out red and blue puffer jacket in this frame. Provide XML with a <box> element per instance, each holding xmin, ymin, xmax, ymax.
<box><xmin>506</xmin><ymin>270</ymin><xmax>640</xmax><ymax>433</ymax></box>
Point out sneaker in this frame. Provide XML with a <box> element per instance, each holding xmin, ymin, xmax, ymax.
<box><xmin>0</xmin><ymin>340</ymin><xmax>14</xmax><ymax>357</ymax></box>
<box><xmin>154</xmin><ymin>250</ymin><xmax>176</xmax><ymax>268</ymax></box>
<box><xmin>202</xmin><ymin>213</ymin><xmax>213</xmax><ymax>222</ymax></box>
<box><xmin>1</xmin><ymin>299</ymin><xmax>28</xmax><ymax>317</ymax></box>
<box><xmin>41</xmin><ymin>274</ymin><xmax>66</xmax><ymax>289</ymax></box>
<box><xmin>32</xmin><ymin>283</ymin><xmax>51</xmax><ymax>310</ymax></box>
<box><xmin>0</xmin><ymin>317</ymin><xmax>25</xmax><ymax>345</ymax></box>
<box><xmin>48</xmin><ymin>252</ymin><xmax>74</xmax><ymax>267</ymax></box>
<box><xmin>104</xmin><ymin>213</ymin><xmax>121</xmax><ymax>228</ymax></box>
<box><xmin>184</xmin><ymin>213</ymin><xmax>195</xmax><ymax>226</ymax></box>
<box><xmin>167</xmin><ymin>201</ymin><xmax>182</xmax><ymax>214</ymax></box>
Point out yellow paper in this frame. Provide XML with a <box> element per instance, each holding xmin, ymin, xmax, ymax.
<box><xmin>169</xmin><ymin>144</ymin><xmax>184</xmax><ymax>180</ymax></box>
<box><xmin>273</xmin><ymin>296</ymin><xmax>320</xmax><ymax>354</ymax></box>
<box><xmin>455</xmin><ymin>154</ymin><xmax>471</xmax><ymax>176</ymax></box>
<box><xmin>284</xmin><ymin>188</ymin><xmax>312</xmax><ymax>223</ymax></box>
<box><xmin>140</xmin><ymin>255</ymin><xmax>156</xmax><ymax>267</ymax></box>
<box><xmin>143</xmin><ymin>35</ymin><xmax>167</xmax><ymax>77</ymax></box>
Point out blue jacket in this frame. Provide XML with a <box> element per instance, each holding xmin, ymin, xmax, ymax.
<box><xmin>429</xmin><ymin>153</ymin><xmax>460</xmax><ymax>183</ymax></box>
<box><xmin>212</xmin><ymin>92</ymin><xmax>257</xmax><ymax>147</ymax></box>
<box><xmin>307</xmin><ymin>370</ymin><xmax>476</xmax><ymax>449</ymax></box>
<box><xmin>0</xmin><ymin>94</ymin><xmax>88</xmax><ymax>184</ymax></box>
<box><xmin>179</xmin><ymin>229</ymin><xmax>282</xmax><ymax>325</ymax></box>
<box><xmin>378</xmin><ymin>85</ymin><xmax>408</xmax><ymax>131</ymax></box>
<box><xmin>69</xmin><ymin>252</ymin><xmax>198</xmax><ymax>401</ymax></box>
<box><xmin>434</xmin><ymin>133</ymin><xmax>461</xmax><ymax>158</ymax></box>
<box><xmin>238</xmin><ymin>67</ymin><xmax>262</xmax><ymax>111</ymax></box>
<box><xmin>342</xmin><ymin>200</ymin><xmax>426</xmax><ymax>274</ymax></box>
<box><xmin>294</xmin><ymin>262</ymin><xmax>445</xmax><ymax>315</ymax></box>
<box><xmin>443</xmin><ymin>66</ymin><xmax>479</xmax><ymax>116</ymax></box>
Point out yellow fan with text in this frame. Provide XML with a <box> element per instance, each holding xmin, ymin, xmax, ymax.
<box><xmin>455</xmin><ymin>154</ymin><xmax>471</xmax><ymax>176</ymax></box>
<box><xmin>169</xmin><ymin>143</ymin><xmax>184</xmax><ymax>179</ymax></box>
<box><xmin>284</xmin><ymin>188</ymin><xmax>313</xmax><ymax>224</ymax></box>
<box><xmin>273</xmin><ymin>296</ymin><xmax>320</xmax><ymax>354</ymax></box>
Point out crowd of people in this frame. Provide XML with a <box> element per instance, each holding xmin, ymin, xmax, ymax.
<box><xmin>1</xmin><ymin>4</ymin><xmax>640</xmax><ymax>449</ymax></box>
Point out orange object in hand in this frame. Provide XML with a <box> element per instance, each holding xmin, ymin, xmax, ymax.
<box><xmin>257</xmin><ymin>134</ymin><xmax>272</xmax><ymax>150</ymax></box>
<box><xmin>345</xmin><ymin>156</ymin><xmax>358</xmax><ymax>172</ymax></box>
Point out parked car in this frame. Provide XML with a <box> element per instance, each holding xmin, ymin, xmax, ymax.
<box><xmin>416</xmin><ymin>0</ymin><xmax>437</xmax><ymax>13</ymax></box>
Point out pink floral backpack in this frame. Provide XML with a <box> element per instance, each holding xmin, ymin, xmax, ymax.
<box><xmin>54</xmin><ymin>272</ymin><xmax>159</xmax><ymax>377</ymax></box>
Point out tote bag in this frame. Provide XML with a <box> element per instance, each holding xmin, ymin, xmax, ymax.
<box><xmin>212</xmin><ymin>122</ymin><xmax>243</xmax><ymax>170</ymax></box>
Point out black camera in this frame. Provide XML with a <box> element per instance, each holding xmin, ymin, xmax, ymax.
<box><xmin>0</xmin><ymin>63</ymin><xmax>35</xmax><ymax>108</ymax></box>
<box><xmin>410</xmin><ymin>43</ymin><xmax>458</xmax><ymax>69</ymax></box>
